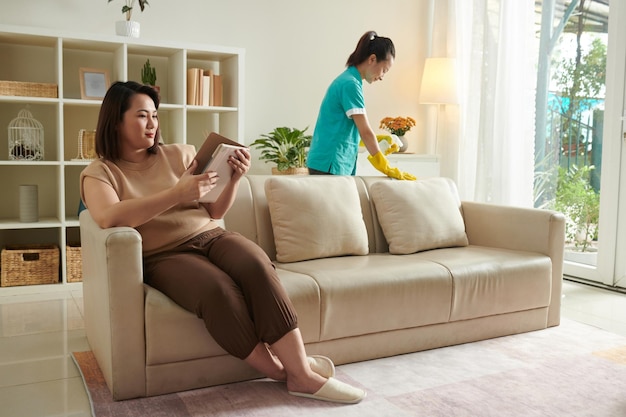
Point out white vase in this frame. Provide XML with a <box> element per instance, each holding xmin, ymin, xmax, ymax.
<box><xmin>19</xmin><ymin>184</ymin><xmax>38</xmax><ymax>222</ymax></box>
<box><xmin>115</xmin><ymin>20</ymin><xmax>140</xmax><ymax>38</ymax></box>
<box><xmin>400</xmin><ymin>136</ymin><xmax>410</xmax><ymax>152</ymax></box>
<box><xmin>393</xmin><ymin>135</ymin><xmax>409</xmax><ymax>153</ymax></box>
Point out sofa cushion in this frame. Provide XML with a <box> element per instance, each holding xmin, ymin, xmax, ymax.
<box><xmin>265</xmin><ymin>176</ymin><xmax>369</xmax><ymax>262</ymax></box>
<box><xmin>277</xmin><ymin>253</ymin><xmax>453</xmax><ymax>340</ymax></box>
<box><xmin>411</xmin><ymin>246</ymin><xmax>553</xmax><ymax>321</ymax></box>
<box><xmin>145</xmin><ymin>269</ymin><xmax>322</xmax><ymax>365</ymax></box>
<box><xmin>369</xmin><ymin>178</ymin><xmax>468</xmax><ymax>254</ymax></box>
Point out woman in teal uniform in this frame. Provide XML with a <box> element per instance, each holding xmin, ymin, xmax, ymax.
<box><xmin>307</xmin><ymin>31</ymin><xmax>415</xmax><ymax>180</ymax></box>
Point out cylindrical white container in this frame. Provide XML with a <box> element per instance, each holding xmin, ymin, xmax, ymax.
<box><xmin>19</xmin><ymin>184</ymin><xmax>39</xmax><ymax>222</ymax></box>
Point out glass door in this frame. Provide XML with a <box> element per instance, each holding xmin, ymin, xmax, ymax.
<box><xmin>595</xmin><ymin>0</ymin><xmax>626</xmax><ymax>287</ymax></box>
<box><xmin>536</xmin><ymin>0</ymin><xmax>625</xmax><ymax>287</ymax></box>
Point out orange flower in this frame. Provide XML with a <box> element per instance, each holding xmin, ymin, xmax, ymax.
<box><xmin>379</xmin><ymin>116</ymin><xmax>416</xmax><ymax>136</ymax></box>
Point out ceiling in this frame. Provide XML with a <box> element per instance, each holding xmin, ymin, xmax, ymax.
<box><xmin>535</xmin><ymin>0</ymin><xmax>609</xmax><ymax>34</ymax></box>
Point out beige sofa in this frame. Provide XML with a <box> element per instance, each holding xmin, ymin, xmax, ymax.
<box><xmin>79</xmin><ymin>175</ymin><xmax>565</xmax><ymax>401</ymax></box>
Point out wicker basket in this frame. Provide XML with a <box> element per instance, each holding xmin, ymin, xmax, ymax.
<box><xmin>66</xmin><ymin>243</ymin><xmax>83</xmax><ymax>283</ymax></box>
<box><xmin>0</xmin><ymin>80</ymin><xmax>58</xmax><ymax>98</ymax></box>
<box><xmin>1</xmin><ymin>244</ymin><xmax>60</xmax><ymax>287</ymax></box>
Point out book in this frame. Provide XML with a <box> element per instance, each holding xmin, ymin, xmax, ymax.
<box><xmin>212</xmin><ymin>73</ymin><xmax>223</xmax><ymax>106</ymax></box>
<box><xmin>201</xmin><ymin>74</ymin><xmax>211</xmax><ymax>106</ymax></box>
<box><xmin>193</xmin><ymin>132</ymin><xmax>248</xmax><ymax>203</ymax></box>
<box><xmin>187</xmin><ymin>68</ymin><xmax>201</xmax><ymax>105</ymax></box>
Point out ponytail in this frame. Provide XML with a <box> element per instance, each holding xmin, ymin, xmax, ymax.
<box><xmin>346</xmin><ymin>31</ymin><xmax>395</xmax><ymax>67</ymax></box>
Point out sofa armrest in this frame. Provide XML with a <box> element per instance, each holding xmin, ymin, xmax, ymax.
<box><xmin>79</xmin><ymin>210</ymin><xmax>146</xmax><ymax>400</ymax></box>
<box><xmin>462</xmin><ymin>201</ymin><xmax>565</xmax><ymax>326</ymax></box>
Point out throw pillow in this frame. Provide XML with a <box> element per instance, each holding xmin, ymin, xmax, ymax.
<box><xmin>265</xmin><ymin>176</ymin><xmax>369</xmax><ymax>262</ymax></box>
<box><xmin>369</xmin><ymin>178</ymin><xmax>468</xmax><ymax>254</ymax></box>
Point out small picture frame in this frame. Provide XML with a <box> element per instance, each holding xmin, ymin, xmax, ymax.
<box><xmin>79</xmin><ymin>68</ymin><xmax>110</xmax><ymax>100</ymax></box>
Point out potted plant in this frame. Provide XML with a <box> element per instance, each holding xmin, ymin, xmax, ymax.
<box><xmin>251</xmin><ymin>127</ymin><xmax>312</xmax><ymax>175</ymax></box>
<box><xmin>379</xmin><ymin>116</ymin><xmax>416</xmax><ymax>152</ymax></box>
<box><xmin>108</xmin><ymin>0</ymin><xmax>149</xmax><ymax>37</ymax></box>
<box><xmin>141</xmin><ymin>59</ymin><xmax>159</xmax><ymax>93</ymax></box>
<box><xmin>554</xmin><ymin>165</ymin><xmax>599</xmax><ymax>253</ymax></box>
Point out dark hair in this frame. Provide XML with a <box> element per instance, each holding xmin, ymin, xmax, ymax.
<box><xmin>95</xmin><ymin>81</ymin><xmax>160</xmax><ymax>161</ymax></box>
<box><xmin>346</xmin><ymin>31</ymin><xmax>395</xmax><ymax>67</ymax></box>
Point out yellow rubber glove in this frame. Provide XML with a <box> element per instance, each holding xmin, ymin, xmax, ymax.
<box><xmin>367</xmin><ymin>151</ymin><xmax>417</xmax><ymax>181</ymax></box>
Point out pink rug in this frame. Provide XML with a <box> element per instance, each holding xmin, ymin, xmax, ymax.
<box><xmin>72</xmin><ymin>319</ymin><xmax>626</xmax><ymax>416</ymax></box>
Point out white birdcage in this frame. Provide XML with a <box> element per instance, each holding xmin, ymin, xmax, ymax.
<box><xmin>8</xmin><ymin>108</ymin><xmax>44</xmax><ymax>161</ymax></box>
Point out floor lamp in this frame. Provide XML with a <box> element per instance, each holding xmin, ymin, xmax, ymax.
<box><xmin>419</xmin><ymin>58</ymin><xmax>459</xmax><ymax>156</ymax></box>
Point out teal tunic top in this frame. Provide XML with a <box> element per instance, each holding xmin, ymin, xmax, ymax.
<box><xmin>307</xmin><ymin>66</ymin><xmax>365</xmax><ymax>175</ymax></box>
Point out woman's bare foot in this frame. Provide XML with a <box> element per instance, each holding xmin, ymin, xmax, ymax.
<box><xmin>285</xmin><ymin>367</ymin><xmax>326</xmax><ymax>394</ymax></box>
<box><xmin>244</xmin><ymin>343</ymin><xmax>286</xmax><ymax>381</ymax></box>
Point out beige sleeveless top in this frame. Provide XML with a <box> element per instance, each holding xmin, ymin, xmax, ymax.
<box><xmin>80</xmin><ymin>143</ymin><xmax>216</xmax><ymax>256</ymax></box>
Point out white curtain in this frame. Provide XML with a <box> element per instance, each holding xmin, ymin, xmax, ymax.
<box><xmin>448</xmin><ymin>0</ymin><xmax>537</xmax><ymax>206</ymax></box>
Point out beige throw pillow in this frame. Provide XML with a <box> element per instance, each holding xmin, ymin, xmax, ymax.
<box><xmin>265</xmin><ymin>176</ymin><xmax>369</xmax><ymax>262</ymax></box>
<box><xmin>369</xmin><ymin>178</ymin><xmax>468</xmax><ymax>254</ymax></box>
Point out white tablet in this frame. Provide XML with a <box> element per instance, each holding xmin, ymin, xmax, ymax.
<box><xmin>198</xmin><ymin>143</ymin><xmax>244</xmax><ymax>203</ymax></box>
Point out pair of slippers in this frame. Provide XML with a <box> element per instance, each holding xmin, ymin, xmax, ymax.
<box><xmin>289</xmin><ymin>355</ymin><xmax>366</xmax><ymax>404</ymax></box>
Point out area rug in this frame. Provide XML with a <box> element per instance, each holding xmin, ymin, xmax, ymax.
<box><xmin>72</xmin><ymin>319</ymin><xmax>626</xmax><ymax>417</ymax></box>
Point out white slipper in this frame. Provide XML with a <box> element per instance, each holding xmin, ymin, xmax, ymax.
<box><xmin>307</xmin><ymin>355</ymin><xmax>335</xmax><ymax>378</ymax></box>
<box><xmin>289</xmin><ymin>377</ymin><xmax>366</xmax><ymax>404</ymax></box>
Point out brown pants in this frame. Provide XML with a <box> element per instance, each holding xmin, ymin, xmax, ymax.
<box><xmin>143</xmin><ymin>227</ymin><xmax>298</xmax><ymax>359</ymax></box>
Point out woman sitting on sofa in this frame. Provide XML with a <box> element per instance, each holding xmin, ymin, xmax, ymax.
<box><xmin>80</xmin><ymin>81</ymin><xmax>365</xmax><ymax>404</ymax></box>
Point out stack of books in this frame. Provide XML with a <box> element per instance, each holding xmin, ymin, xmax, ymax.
<box><xmin>186</xmin><ymin>68</ymin><xmax>223</xmax><ymax>106</ymax></box>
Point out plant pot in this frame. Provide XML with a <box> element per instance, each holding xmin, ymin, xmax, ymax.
<box><xmin>564</xmin><ymin>246</ymin><xmax>598</xmax><ymax>265</ymax></box>
<box><xmin>115</xmin><ymin>20</ymin><xmax>140</xmax><ymax>38</ymax></box>
<box><xmin>144</xmin><ymin>85</ymin><xmax>160</xmax><ymax>99</ymax></box>
<box><xmin>271</xmin><ymin>167</ymin><xmax>309</xmax><ymax>175</ymax></box>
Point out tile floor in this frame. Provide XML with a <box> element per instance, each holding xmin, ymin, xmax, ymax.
<box><xmin>0</xmin><ymin>279</ymin><xmax>625</xmax><ymax>417</ymax></box>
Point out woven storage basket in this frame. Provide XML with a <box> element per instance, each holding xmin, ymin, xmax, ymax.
<box><xmin>1</xmin><ymin>244</ymin><xmax>60</xmax><ymax>287</ymax></box>
<box><xmin>66</xmin><ymin>243</ymin><xmax>83</xmax><ymax>282</ymax></box>
<box><xmin>0</xmin><ymin>80</ymin><xmax>58</xmax><ymax>98</ymax></box>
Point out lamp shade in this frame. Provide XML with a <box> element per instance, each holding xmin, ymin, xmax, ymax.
<box><xmin>419</xmin><ymin>58</ymin><xmax>458</xmax><ymax>104</ymax></box>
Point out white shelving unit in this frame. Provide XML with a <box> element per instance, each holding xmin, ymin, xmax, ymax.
<box><xmin>0</xmin><ymin>24</ymin><xmax>245</xmax><ymax>294</ymax></box>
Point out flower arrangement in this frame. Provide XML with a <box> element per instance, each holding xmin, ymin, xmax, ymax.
<box><xmin>108</xmin><ymin>0</ymin><xmax>149</xmax><ymax>21</ymax></box>
<box><xmin>379</xmin><ymin>116</ymin><xmax>416</xmax><ymax>137</ymax></box>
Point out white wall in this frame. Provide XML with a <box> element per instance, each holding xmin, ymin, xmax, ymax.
<box><xmin>0</xmin><ymin>0</ymin><xmax>430</xmax><ymax>173</ymax></box>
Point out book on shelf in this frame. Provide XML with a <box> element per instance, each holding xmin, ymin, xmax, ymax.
<box><xmin>186</xmin><ymin>68</ymin><xmax>223</xmax><ymax>106</ymax></box>
<box><xmin>212</xmin><ymin>74</ymin><xmax>223</xmax><ymax>106</ymax></box>
<box><xmin>201</xmin><ymin>73</ymin><xmax>212</xmax><ymax>106</ymax></box>
<box><xmin>186</xmin><ymin>68</ymin><xmax>200</xmax><ymax>105</ymax></box>
<box><xmin>193</xmin><ymin>132</ymin><xmax>248</xmax><ymax>203</ymax></box>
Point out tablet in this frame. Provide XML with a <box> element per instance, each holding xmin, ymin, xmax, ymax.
<box><xmin>193</xmin><ymin>132</ymin><xmax>248</xmax><ymax>203</ymax></box>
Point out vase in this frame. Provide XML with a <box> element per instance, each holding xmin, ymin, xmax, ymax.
<box><xmin>397</xmin><ymin>135</ymin><xmax>409</xmax><ymax>153</ymax></box>
<box><xmin>115</xmin><ymin>20</ymin><xmax>140</xmax><ymax>38</ymax></box>
<box><xmin>19</xmin><ymin>184</ymin><xmax>38</xmax><ymax>222</ymax></box>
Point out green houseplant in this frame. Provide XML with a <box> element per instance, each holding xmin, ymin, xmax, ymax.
<box><xmin>141</xmin><ymin>59</ymin><xmax>157</xmax><ymax>86</ymax></box>
<box><xmin>251</xmin><ymin>127</ymin><xmax>312</xmax><ymax>174</ymax></box>
<box><xmin>109</xmin><ymin>0</ymin><xmax>149</xmax><ymax>37</ymax></box>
